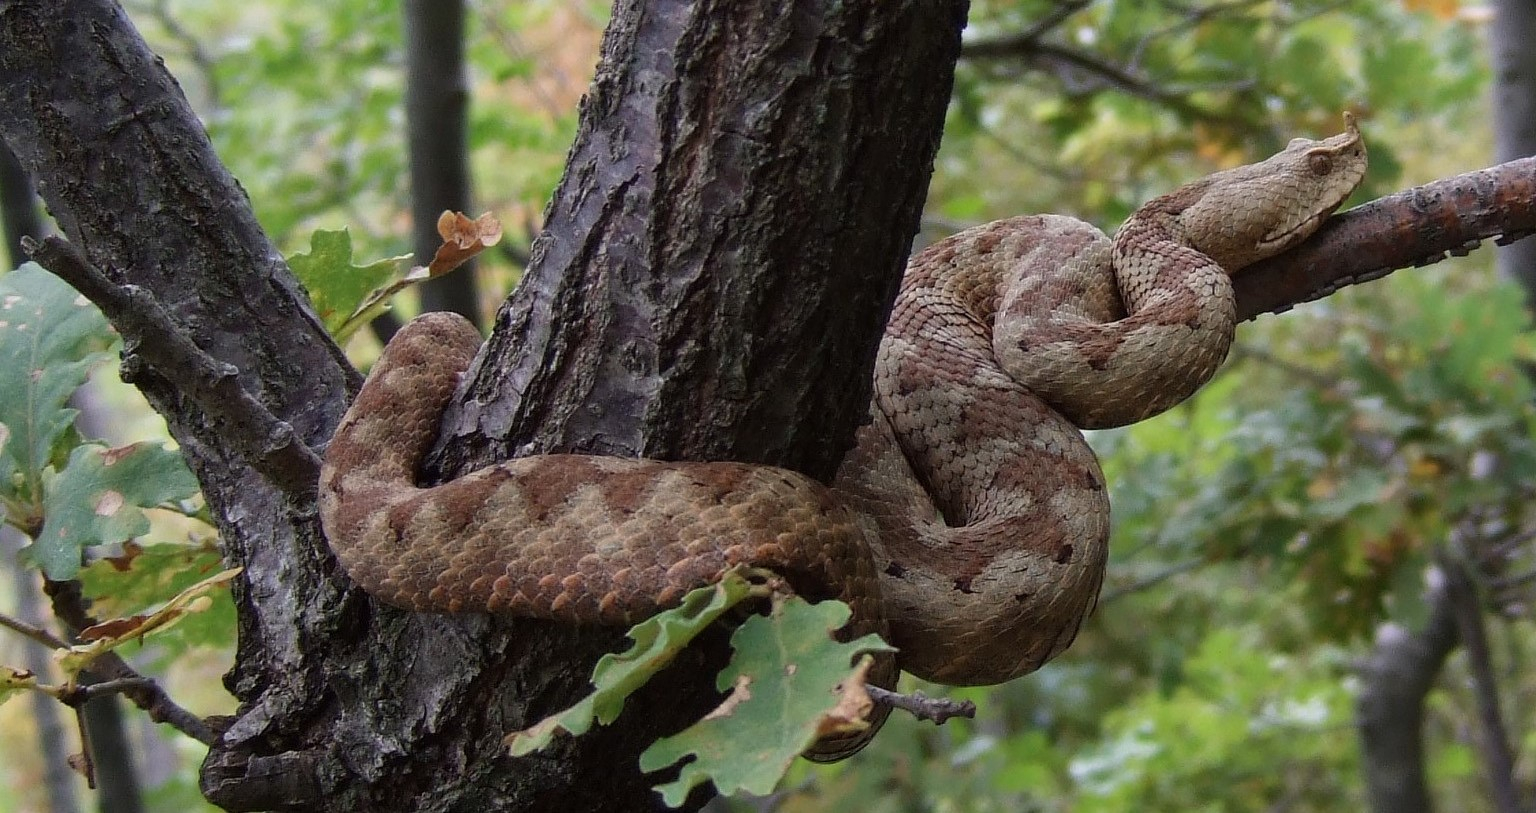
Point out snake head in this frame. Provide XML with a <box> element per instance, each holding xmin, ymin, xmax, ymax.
<box><xmin>1166</xmin><ymin>113</ymin><xmax>1368</xmax><ymax>272</ymax></box>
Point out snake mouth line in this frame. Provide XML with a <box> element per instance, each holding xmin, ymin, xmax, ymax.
<box><xmin>1259</xmin><ymin>209</ymin><xmax>1333</xmax><ymax>251</ymax></box>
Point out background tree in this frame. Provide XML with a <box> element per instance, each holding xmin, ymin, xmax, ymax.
<box><xmin>401</xmin><ymin>0</ymin><xmax>478</xmax><ymax>331</ymax></box>
<box><xmin>1494</xmin><ymin>0</ymin><xmax>1536</xmax><ymax>303</ymax></box>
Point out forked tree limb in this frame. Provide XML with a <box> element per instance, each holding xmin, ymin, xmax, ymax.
<box><xmin>1235</xmin><ymin>156</ymin><xmax>1536</xmax><ymax>321</ymax></box>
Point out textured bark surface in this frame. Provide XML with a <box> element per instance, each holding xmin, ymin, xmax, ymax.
<box><xmin>413</xmin><ymin>1</ymin><xmax>971</xmax><ymax>809</ymax></box>
<box><xmin>0</xmin><ymin>0</ymin><xmax>965</xmax><ymax>810</ymax></box>
<box><xmin>430</xmin><ymin>0</ymin><xmax>964</xmax><ymax>481</ymax></box>
<box><xmin>1233</xmin><ymin>157</ymin><xmax>1536</xmax><ymax>321</ymax></box>
<box><xmin>0</xmin><ymin>137</ymin><xmax>42</xmax><ymax>263</ymax></box>
<box><xmin>0</xmin><ymin>3</ymin><xmax>356</xmax><ymax>810</ymax></box>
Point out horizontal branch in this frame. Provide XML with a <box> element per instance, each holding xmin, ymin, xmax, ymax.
<box><xmin>59</xmin><ymin>677</ymin><xmax>157</xmax><ymax>705</ymax></box>
<box><xmin>0</xmin><ymin>609</ymin><xmax>70</xmax><ymax>649</ymax></box>
<box><xmin>961</xmin><ymin>34</ymin><xmax>1224</xmax><ymax>125</ymax></box>
<box><xmin>867</xmin><ymin>686</ymin><xmax>976</xmax><ymax>725</ymax></box>
<box><xmin>1235</xmin><ymin>156</ymin><xmax>1536</xmax><ymax>320</ymax></box>
<box><xmin>23</xmin><ymin>236</ymin><xmax>323</xmax><ymax>499</ymax></box>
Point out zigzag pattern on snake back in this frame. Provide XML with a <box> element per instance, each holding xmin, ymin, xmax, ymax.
<box><xmin>318</xmin><ymin>116</ymin><xmax>1366</xmax><ymax>761</ymax></box>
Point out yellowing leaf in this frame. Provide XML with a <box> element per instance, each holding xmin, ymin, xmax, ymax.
<box><xmin>0</xmin><ymin>665</ymin><xmax>39</xmax><ymax>708</ymax></box>
<box><xmin>55</xmin><ymin>567</ymin><xmax>240</xmax><ymax>677</ymax></box>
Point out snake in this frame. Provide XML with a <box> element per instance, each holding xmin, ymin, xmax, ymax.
<box><xmin>318</xmin><ymin>117</ymin><xmax>1366</xmax><ymax>761</ymax></box>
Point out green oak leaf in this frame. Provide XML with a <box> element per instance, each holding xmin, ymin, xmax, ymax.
<box><xmin>0</xmin><ymin>263</ymin><xmax>114</xmax><ymax>507</ymax></box>
<box><xmin>505</xmin><ymin>569</ymin><xmax>761</xmax><ymax>756</ymax></box>
<box><xmin>286</xmin><ymin>228</ymin><xmax>413</xmax><ymax>343</ymax></box>
<box><xmin>640</xmin><ymin>598</ymin><xmax>895</xmax><ymax>807</ymax></box>
<box><xmin>77</xmin><ymin>540</ymin><xmax>234</xmax><ymax>663</ymax></box>
<box><xmin>30</xmin><ymin>442</ymin><xmax>201</xmax><ymax>580</ymax></box>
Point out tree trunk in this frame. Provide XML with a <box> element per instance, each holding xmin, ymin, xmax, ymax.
<box><xmin>1356</xmin><ymin>579</ymin><xmax>1459</xmax><ymax>813</ymax></box>
<box><xmin>403</xmin><ymin>0</ymin><xmax>480</xmax><ymax>326</ymax></box>
<box><xmin>79</xmin><ymin>692</ymin><xmax>145</xmax><ymax>813</ymax></box>
<box><xmin>0</xmin><ymin>0</ymin><xmax>965</xmax><ymax>810</ymax></box>
<box><xmin>0</xmin><ymin>135</ymin><xmax>42</xmax><ymax>264</ymax></box>
<box><xmin>1493</xmin><ymin>0</ymin><xmax>1536</xmax><ymax>301</ymax></box>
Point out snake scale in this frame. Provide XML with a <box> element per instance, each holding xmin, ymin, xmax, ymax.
<box><xmin>319</xmin><ymin>117</ymin><xmax>1366</xmax><ymax>761</ymax></box>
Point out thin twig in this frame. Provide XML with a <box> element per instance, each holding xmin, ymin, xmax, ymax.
<box><xmin>43</xmin><ymin>579</ymin><xmax>219</xmax><ymax>745</ymax></box>
<box><xmin>1011</xmin><ymin>0</ymin><xmax>1094</xmax><ymax>43</ymax></box>
<box><xmin>1228</xmin><ymin>345</ymin><xmax>1339</xmax><ymax>391</ymax></box>
<box><xmin>1099</xmin><ymin>559</ymin><xmax>1205</xmax><ymax>604</ymax></box>
<box><xmin>866</xmin><ymin>686</ymin><xmax>976</xmax><ymax>725</ymax></box>
<box><xmin>142</xmin><ymin>0</ymin><xmax>224</xmax><ymax>109</ymax></box>
<box><xmin>73</xmin><ymin>708</ymin><xmax>96</xmax><ymax>789</ymax></box>
<box><xmin>1437</xmin><ymin>548</ymin><xmax>1526</xmax><ymax>813</ymax></box>
<box><xmin>961</xmin><ymin>35</ymin><xmax>1231</xmax><ymax>128</ymax></box>
<box><xmin>23</xmin><ymin>235</ymin><xmax>323</xmax><ymax>500</ymax></box>
<box><xmin>59</xmin><ymin>677</ymin><xmax>158</xmax><ymax>704</ymax></box>
<box><xmin>1489</xmin><ymin>569</ymin><xmax>1536</xmax><ymax>592</ymax></box>
<box><xmin>0</xmin><ymin>610</ymin><xmax>72</xmax><ymax>649</ymax></box>
<box><xmin>1128</xmin><ymin>0</ymin><xmax>1268</xmax><ymax>69</ymax></box>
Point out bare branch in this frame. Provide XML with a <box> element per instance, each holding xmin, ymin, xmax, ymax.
<box><xmin>1010</xmin><ymin>0</ymin><xmax>1093</xmax><ymax>43</ymax></box>
<box><xmin>1437</xmin><ymin>550</ymin><xmax>1526</xmax><ymax>813</ymax></box>
<box><xmin>1227</xmin><ymin>346</ymin><xmax>1338</xmax><ymax>391</ymax></box>
<box><xmin>961</xmin><ymin>36</ymin><xmax>1227</xmax><ymax>126</ymax></box>
<box><xmin>0</xmin><ymin>609</ymin><xmax>70</xmax><ymax>649</ymax></box>
<box><xmin>1127</xmin><ymin>0</ymin><xmax>1270</xmax><ymax>68</ymax></box>
<box><xmin>58</xmin><ymin>677</ymin><xmax>157</xmax><ymax>704</ymax></box>
<box><xmin>1098</xmin><ymin>559</ymin><xmax>1205</xmax><ymax>604</ymax></box>
<box><xmin>1235</xmin><ymin>157</ymin><xmax>1536</xmax><ymax>321</ymax></box>
<box><xmin>135</xmin><ymin>0</ymin><xmax>224</xmax><ymax>109</ymax></box>
<box><xmin>23</xmin><ymin>235</ymin><xmax>324</xmax><ymax>500</ymax></box>
<box><xmin>866</xmin><ymin>686</ymin><xmax>976</xmax><ymax>725</ymax></box>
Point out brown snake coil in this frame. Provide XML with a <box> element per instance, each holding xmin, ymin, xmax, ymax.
<box><xmin>319</xmin><ymin>118</ymin><xmax>1366</xmax><ymax>760</ymax></box>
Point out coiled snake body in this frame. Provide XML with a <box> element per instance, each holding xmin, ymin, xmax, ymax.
<box><xmin>319</xmin><ymin>119</ymin><xmax>1366</xmax><ymax>760</ymax></box>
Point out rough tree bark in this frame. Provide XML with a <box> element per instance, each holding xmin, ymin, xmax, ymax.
<box><xmin>0</xmin><ymin>136</ymin><xmax>40</xmax><ymax>263</ymax></box>
<box><xmin>1</xmin><ymin>0</ymin><xmax>965</xmax><ymax>810</ymax></box>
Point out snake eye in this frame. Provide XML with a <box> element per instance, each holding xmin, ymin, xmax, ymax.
<box><xmin>1307</xmin><ymin>152</ymin><xmax>1333</xmax><ymax>176</ymax></box>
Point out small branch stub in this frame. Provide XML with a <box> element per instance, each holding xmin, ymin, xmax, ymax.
<box><xmin>866</xmin><ymin>685</ymin><xmax>977</xmax><ymax>725</ymax></box>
